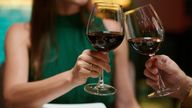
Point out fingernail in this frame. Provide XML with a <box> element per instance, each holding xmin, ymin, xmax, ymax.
<box><xmin>148</xmin><ymin>62</ymin><xmax>152</xmax><ymax>68</ymax></box>
<box><xmin>107</xmin><ymin>66</ymin><xmax>111</xmax><ymax>73</ymax></box>
<box><xmin>153</xmin><ymin>69</ymin><xmax>158</xmax><ymax>74</ymax></box>
<box><xmin>109</xmin><ymin>67</ymin><xmax>111</xmax><ymax>72</ymax></box>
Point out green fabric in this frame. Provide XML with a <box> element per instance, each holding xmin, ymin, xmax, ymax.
<box><xmin>40</xmin><ymin>13</ymin><xmax>115</xmax><ymax>107</ymax></box>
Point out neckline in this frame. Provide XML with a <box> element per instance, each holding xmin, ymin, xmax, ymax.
<box><xmin>56</xmin><ymin>12</ymin><xmax>82</xmax><ymax>27</ymax></box>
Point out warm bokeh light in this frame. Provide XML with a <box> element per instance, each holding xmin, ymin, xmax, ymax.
<box><xmin>0</xmin><ymin>0</ymin><xmax>131</xmax><ymax>8</ymax></box>
<box><xmin>0</xmin><ymin>0</ymin><xmax>32</xmax><ymax>8</ymax></box>
<box><xmin>92</xmin><ymin>0</ymin><xmax>132</xmax><ymax>8</ymax></box>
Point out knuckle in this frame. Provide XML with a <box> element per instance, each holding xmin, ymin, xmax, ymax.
<box><xmin>161</xmin><ymin>54</ymin><xmax>168</xmax><ymax>58</ymax></box>
<box><xmin>77</xmin><ymin>55</ymin><xmax>82</xmax><ymax>60</ymax></box>
<box><xmin>159</xmin><ymin>55</ymin><xmax>168</xmax><ymax>62</ymax></box>
<box><xmin>98</xmin><ymin>67</ymin><xmax>102</xmax><ymax>73</ymax></box>
<box><xmin>92</xmin><ymin>75</ymin><xmax>98</xmax><ymax>78</ymax></box>
<box><xmin>76</xmin><ymin>64</ymin><xmax>85</xmax><ymax>72</ymax></box>
<box><xmin>78</xmin><ymin>55</ymin><xmax>84</xmax><ymax>60</ymax></box>
<box><xmin>91</xmin><ymin>72</ymin><xmax>99</xmax><ymax>78</ymax></box>
<box><xmin>79</xmin><ymin>68</ymin><xmax>85</xmax><ymax>73</ymax></box>
<box><xmin>83</xmin><ymin>49</ymin><xmax>90</xmax><ymax>54</ymax></box>
<box><xmin>76</xmin><ymin>61</ymin><xmax>82</xmax><ymax>67</ymax></box>
<box><xmin>145</xmin><ymin>60</ymin><xmax>151</xmax><ymax>68</ymax></box>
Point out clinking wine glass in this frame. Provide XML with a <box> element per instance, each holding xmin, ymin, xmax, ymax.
<box><xmin>84</xmin><ymin>2</ymin><xmax>124</xmax><ymax>96</ymax></box>
<box><xmin>124</xmin><ymin>4</ymin><xmax>179</xmax><ymax>97</ymax></box>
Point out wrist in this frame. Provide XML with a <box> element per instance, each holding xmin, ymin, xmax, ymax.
<box><xmin>67</xmin><ymin>68</ymin><xmax>86</xmax><ymax>87</ymax></box>
<box><xmin>179</xmin><ymin>75</ymin><xmax>192</xmax><ymax>101</ymax></box>
<box><xmin>62</xmin><ymin>70</ymin><xmax>72</xmax><ymax>83</ymax></box>
<box><xmin>67</xmin><ymin>69</ymin><xmax>76</xmax><ymax>86</ymax></box>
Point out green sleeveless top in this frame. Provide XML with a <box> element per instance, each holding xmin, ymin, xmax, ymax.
<box><xmin>38</xmin><ymin>13</ymin><xmax>115</xmax><ymax>107</ymax></box>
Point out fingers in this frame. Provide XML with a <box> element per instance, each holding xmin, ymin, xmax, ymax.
<box><xmin>154</xmin><ymin>55</ymin><xmax>169</xmax><ymax>70</ymax></box>
<box><xmin>145</xmin><ymin>57</ymin><xmax>158</xmax><ymax>79</ymax></box>
<box><xmin>73</xmin><ymin>49</ymin><xmax>111</xmax><ymax>84</ymax></box>
<box><xmin>144</xmin><ymin>68</ymin><xmax>159</xmax><ymax>90</ymax></box>
<box><xmin>83</xmin><ymin>49</ymin><xmax>110</xmax><ymax>63</ymax></box>
<box><xmin>79</xmin><ymin>61</ymin><xmax>102</xmax><ymax>74</ymax></box>
<box><xmin>146</xmin><ymin>78</ymin><xmax>159</xmax><ymax>90</ymax></box>
<box><xmin>79</xmin><ymin>67</ymin><xmax>100</xmax><ymax>79</ymax></box>
<box><xmin>76</xmin><ymin>60</ymin><xmax>101</xmax><ymax>79</ymax></box>
<box><xmin>78</xmin><ymin>50</ymin><xmax>111</xmax><ymax>72</ymax></box>
<box><xmin>144</xmin><ymin>57</ymin><xmax>160</xmax><ymax>90</ymax></box>
<box><xmin>146</xmin><ymin>55</ymin><xmax>173</xmax><ymax>70</ymax></box>
<box><xmin>145</xmin><ymin>57</ymin><xmax>159</xmax><ymax>80</ymax></box>
<box><xmin>145</xmin><ymin>55</ymin><xmax>179</xmax><ymax>75</ymax></box>
<box><xmin>145</xmin><ymin>56</ymin><xmax>156</xmax><ymax>69</ymax></box>
<box><xmin>144</xmin><ymin>54</ymin><xmax>178</xmax><ymax>90</ymax></box>
<box><xmin>144</xmin><ymin>55</ymin><xmax>187</xmax><ymax>96</ymax></box>
<box><xmin>144</xmin><ymin>69</ymin><xmax>159</xmax><ymax>82</ymax></box>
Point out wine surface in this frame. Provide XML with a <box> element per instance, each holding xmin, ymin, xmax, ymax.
<box><xmin>88</xmin><ymin>31</ymin><xmax>124</xmax><ymax>51</ymax></box>
<box><xmin>128</xmin><ymin>37</ymin><xmax>162</xmax><ymax>56</ymax></box>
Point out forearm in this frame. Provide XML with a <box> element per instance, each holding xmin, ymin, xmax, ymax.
<box><xmin>4</xmin><ymin>70</ymin><xmax>76</xmax><ymax>108</ymax></box>
<box><xmin>179</xmin><ymin>76</ymin><xmax>192</xmax><ymax>108</ymax></box>
<box><xmin>179</xmin><ymin>76</ymin><xmax>192</xmax><ymax>101</ymax></box>
<box><xmin>113</xmin><ymin>40</ymin><xmax>139</xmax><ymax>108</ymax></box>
<box><xmin>181</xmin><ymin>88</ymin><xmax>192</xmax><ymax>108</ymax></box>
<box><xmin>114</xmin><ymin>61</ymin><xmax>139</xmax><ymax>108</ymax></box>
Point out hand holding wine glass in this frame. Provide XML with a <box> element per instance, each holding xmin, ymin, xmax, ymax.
<box><xmin>144</xmin><ymin>55</ymin><xmax>192</xmax><ymax>100</ymax></box>
<box><xmin>84</xmin><ymin>2</ymin><xmax>124</xmax><ymax>96</ymax></box>
<box><xmin>124</xmin><ymin>4</ymin><xmax>179</xmax><ymax>97</ymax></box>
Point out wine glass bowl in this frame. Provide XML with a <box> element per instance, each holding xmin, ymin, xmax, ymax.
<box><xmin>87</xmin><ymin>31</ymin><xmax>124</xmax><ymax>52</ymax></box>
<box><xmin>124</xmin><ymin>4</ymin><xmax>179</xmax><ymax>97</ymax></box>
<box><xmin>125</xmin><ymin>4</ymin><xmax>164</xmax><ymax>56</ymax></box>
<box><xmin>128</xmin><ymin>37</ymin><xmax>162</xmax><ymax>56</ymax></box>
<box><xmin>84</xmin><ymin>2</ymin><xmax>124</xmax><ymax>96</ymax></box>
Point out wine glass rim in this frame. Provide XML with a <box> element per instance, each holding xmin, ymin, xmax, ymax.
<box><xmin>124</xmin><ymin>4</ymin><xmax>154</xmax><ymax>15</ymax></box>
<box><xmin>94</xmin><ymin>2</ymin><xmax>122</xmax><ymax>7</ymax></box>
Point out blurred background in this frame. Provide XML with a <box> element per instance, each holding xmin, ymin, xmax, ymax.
<box><xmin>0</xmin><ymin>0</ymin><xmax>192</xmax><ymax>108</ymax></box>
<box><xmin>0</xmin><ymin>0</ymin><xmax>31</xmax><ymax>64</ymax></box>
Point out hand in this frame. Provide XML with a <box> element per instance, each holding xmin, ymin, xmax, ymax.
<box><xmin>70</xmin><ymin>49</ymin><xmax>110</xmax><ymax>86</ymax></box>
<box><xmin>144</xmin><ymin>55</ymin><xmax>192</xmax><ymax>101</ymax></box>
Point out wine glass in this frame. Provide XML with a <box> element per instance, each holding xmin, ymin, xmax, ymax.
<box><xmin>84</xmin><ymin>2</ymin><xmax>124</xmax><ymax>96</ymax></box>
<box><xmin>124</xmin><ymin>4</ymin><xmax>179</xmax><ymax>97</ymax></box>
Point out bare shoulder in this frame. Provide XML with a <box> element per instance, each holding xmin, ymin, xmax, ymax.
<box><xmin>5</xmin><ymin>23</ymin><xmax>31</xmax><ymax>49</ymax></box>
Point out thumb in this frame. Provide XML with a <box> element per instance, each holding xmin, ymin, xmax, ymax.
<box><xmin>154</xmin><ymin>55</ymin><xmax>175</xmax><ymax>74</ymax></box>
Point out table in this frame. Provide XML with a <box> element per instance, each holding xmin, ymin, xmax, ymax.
<box><xmin>43</xmin><ymin>103</ymin><xmax>106</xmax><ymax>108</ymax></box>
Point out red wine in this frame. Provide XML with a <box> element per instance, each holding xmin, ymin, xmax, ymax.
<box><xmin>128</xmin><ymin>37</ymin><xmax>162</xmax><ymax>56</ymax></box>
<box><xmin>88</xmin><ymin>31</ymin><xmax>124</xmax><ymax>51</ymax></box>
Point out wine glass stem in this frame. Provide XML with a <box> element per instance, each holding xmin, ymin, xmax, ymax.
<box><xmin>158</xmin><ymin>71</ymin><xmax>166</xmax><ymax>90</ymax></box>
<box><xmin>97</xmin><ymin>70</ymin><xmax>104</xmax><ymax>89</ymax></box>
<box><xmin>149</xmin><ymin>54</ymin><xmax>166</xmax><ymax>92</ymax></box>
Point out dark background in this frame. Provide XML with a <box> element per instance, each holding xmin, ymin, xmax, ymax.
<box><xmin>1</xmin><ymin>0</ymin><xmax>192</xmax><ymax>107</ymax></box>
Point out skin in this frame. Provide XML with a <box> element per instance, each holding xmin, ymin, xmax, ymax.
<box><xmin>3</xmin><ymin>0</ymin><xmax>140</xmax><ymax>108</ymax></box>
<box><xmin>144</xmin><ymin>55</ymin><xmax>192</xmax><ymax>101</ymax></box>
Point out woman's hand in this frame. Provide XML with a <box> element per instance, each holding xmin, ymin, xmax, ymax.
<box><xmin>144</xmin><ymin>55</ymin><xmax>192</xmax><ymax>101</ymax></box>
<box><xmin>70</xmin><ymin>49</ymin><xmax>110</xmax><ymax>86</ymax></box>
